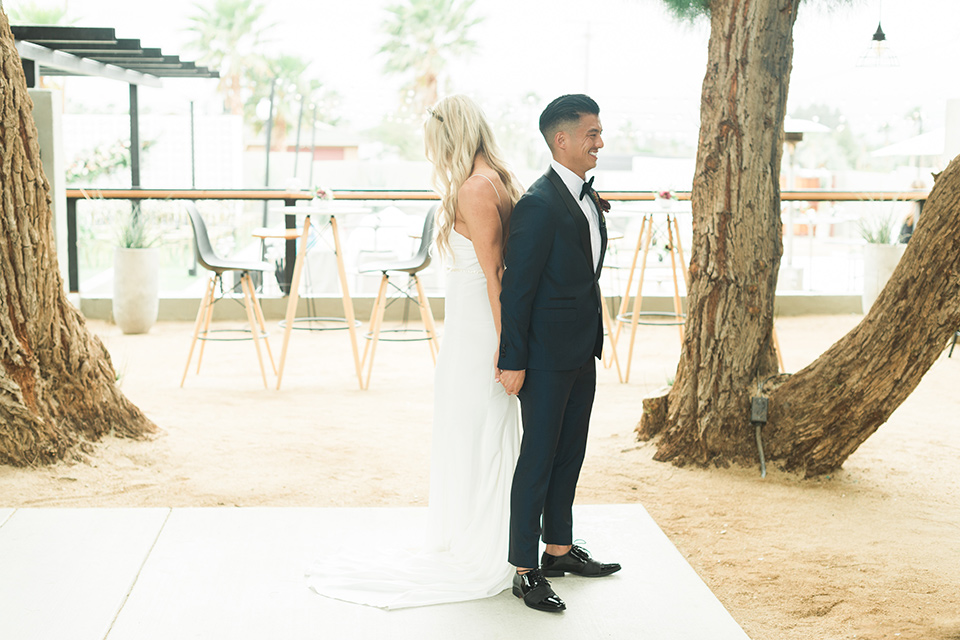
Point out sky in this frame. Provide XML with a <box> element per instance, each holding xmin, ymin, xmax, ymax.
<box><xmin>20</xmin><ymin>0</ymin><xmax>960</xmax><ymax>149</ymax></box>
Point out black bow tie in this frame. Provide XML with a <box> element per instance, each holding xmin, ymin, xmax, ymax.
<box><xmin>579</xmin><ymin>176</ymin><xmax>595</xmax><ymax>201</ymax></box>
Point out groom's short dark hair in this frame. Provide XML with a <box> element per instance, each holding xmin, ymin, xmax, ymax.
<box><xmin>539</xmin><ymin>94</ymin><xmax>600</xmax><ymax>151</ymax></box>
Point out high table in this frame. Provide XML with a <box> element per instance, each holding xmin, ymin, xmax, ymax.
<box><xmin>263</xmin><ymin>204</ymin><xmax>371</xmax><ymax>390</ymax></box>
<box><xmin>609</xmin><ymin>206</ymin><xmax>782</xmax><ymax>382</ymax></box>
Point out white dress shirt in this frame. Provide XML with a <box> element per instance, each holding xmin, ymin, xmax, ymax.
<box><xmin>550</xmin><ymin>160</ymin><xmax>602</xmax><ymax>271</ymax></box>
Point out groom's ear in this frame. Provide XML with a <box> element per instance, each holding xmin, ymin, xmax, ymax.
<box><xmin>553</xmin><ymin>130</ymin><xmax>567</xmax><ymax>151</ymax></box>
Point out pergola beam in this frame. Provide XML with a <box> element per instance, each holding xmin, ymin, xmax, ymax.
<box><xmin>15</xmin><ymin>40</ymin><xmax>162</xmax><ymax>87</ymax></box>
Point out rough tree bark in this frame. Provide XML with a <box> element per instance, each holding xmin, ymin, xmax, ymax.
<box><xmin>762</xmin><ymin>162</ymin><xmax>960</xmax><ymax>476</ymax></box>
<box><xmin>639</xmin><ymin>0</ymin><xmax>797</xmax><ymax>466</ymax></box>
<box><xmin>640</xmin><ymin>0</ymin><xmax>960</xmax><ymax>478</ymax></box>
<box><xmin>0</xmin><ymin>12</ymin><xmax>155</xmax><ymax>466</ymax></box>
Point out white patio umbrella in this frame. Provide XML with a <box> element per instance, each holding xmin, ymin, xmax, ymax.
<box><xmin>871</xmin><ymin>129</ymin><xmax>945</xmax><ymax>157</ymax></box>
<box><xmin>784</xmin><ymin>116</ymin><xmax>832</xmax><ymax>135</ymax></box>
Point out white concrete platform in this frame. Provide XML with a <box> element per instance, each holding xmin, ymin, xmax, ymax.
<box><xmin>0</xmin><ymin>505</ymin><xmax>749</xmax><ymax>640</ymax></box>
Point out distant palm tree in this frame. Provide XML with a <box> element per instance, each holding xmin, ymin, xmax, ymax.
<box><xmin>379</xmin><ymin>0</ymin><xmax>483</xmax><ymax>111</ymax></box>
<box><xmin>185</xmin><ymin>0</ymin><xmax>274</xmax><ymax>115</ymax></box>
<box><xmin>7</xmin><ymin>1</ymin><xmax>75</xmax><ymax>24</ymax></box>
<box><xmin>243</xmin><ymin>54</ymin><xmax>341</xmax><ymax>151</ymax></box>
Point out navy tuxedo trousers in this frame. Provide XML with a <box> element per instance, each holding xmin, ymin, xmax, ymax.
<box><xmin>508</xmin><ymin>359</ymin><xmax>597</xmax><ymax>569</ymax></box>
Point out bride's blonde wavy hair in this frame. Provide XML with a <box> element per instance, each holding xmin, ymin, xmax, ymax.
<box><xmin>424</xmin><ymin>95</ymin><xmax>522</xmax><ymax>258</ymax></box>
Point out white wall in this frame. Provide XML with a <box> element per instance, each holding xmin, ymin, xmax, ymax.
<box><xmin>30</xmin><ymin>89</ymin><xmax>69</xmax><ymax>292</ymax></box>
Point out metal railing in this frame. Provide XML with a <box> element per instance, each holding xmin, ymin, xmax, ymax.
<box><xmin>66</xmin><ymin>188</ymin><xmax>929</xmax><ymax>295</ymax></box>
<box><xmin>328</xmin><ymin>190</ymin><xmax>929</xmax><ymax>203</ymax></box>
<box><xmin>66</xmin><ymin>188</ymin><xmax>313</xmax><ymax>293</ymax></box>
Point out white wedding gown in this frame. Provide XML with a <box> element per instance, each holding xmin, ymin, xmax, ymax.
<box><xmin>305</xmin><ymin>229</ymin><xmax>520</xmax><ymax>609</ymax></box>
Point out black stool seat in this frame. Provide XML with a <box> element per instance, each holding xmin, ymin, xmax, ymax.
<box><xmin>181</xmin><ymin>203</ymin><xmax>277</xmax><ymax>388</ymax></box>
<box><xmin>358</xmin><ymin>206</ymin><xmax>440</xmax><ymax>389</ymax></box>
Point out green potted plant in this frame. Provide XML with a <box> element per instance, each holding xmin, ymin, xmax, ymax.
<box><xmin>113</xmin><ymin>204</ymin><xmax>160</xmax><ymax>334</ymax></box>
<box><xmin>858</xmin><ymin>211</ymin><xmax>905</xmax><ymax>313</ymax></box>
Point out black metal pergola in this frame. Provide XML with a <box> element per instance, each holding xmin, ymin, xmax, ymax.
<box><xmin>12</xmin><ymin>25</ymin><xmax>220</xmax><ymax>292</ymax></box>
<box><xmin>12</xmin><ymin>25</ymin><xmax>218</xmax><ymax>189</ymax></box>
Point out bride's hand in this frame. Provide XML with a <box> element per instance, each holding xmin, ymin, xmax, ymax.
<box><xmin>499</xmin><ymin>369</ymin><xmax>525</xmax><ymax>396</ymax></box>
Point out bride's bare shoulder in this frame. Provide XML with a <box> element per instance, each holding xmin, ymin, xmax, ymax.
<box><xmin>458</xmin><ymin>173</ymin><xmax>502</xmax><ymax>207</ymax></box>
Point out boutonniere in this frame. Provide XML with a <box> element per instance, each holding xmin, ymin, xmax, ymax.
<box><xmin>596</xmin><ymin>193</ymin><xmax>611</xmax><ymax>213</ymax></box>
<box><xmin>590</xmin><ymin>190</ymin><xmax>611</xmax><ymax>214</ymax></box>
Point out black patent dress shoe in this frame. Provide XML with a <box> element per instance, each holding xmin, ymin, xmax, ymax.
<box><xmin>541</xmin><ymin>544</ymin><xmax>622</xmax><ymax>578</ymax></box>
<box><xmin>512</xmin><ymin>568</ymin><xmax>566</xmax><ymax>612</ymax></box>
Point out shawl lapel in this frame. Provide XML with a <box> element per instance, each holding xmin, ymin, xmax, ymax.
<box><xmin>545</xmin><ymin>168</ymin><xmax>594</xmax><ymax>268</ymax></box>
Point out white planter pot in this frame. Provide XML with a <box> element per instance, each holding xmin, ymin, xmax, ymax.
<box><xmin>113</xmin><ymin>247</ymin><xmax>160</xmax><ymax>334</ymax></box>
<box><xmin>862</xmin><ymin>243</ymin><xmax>905</xmax><ymax>313</ymax></box>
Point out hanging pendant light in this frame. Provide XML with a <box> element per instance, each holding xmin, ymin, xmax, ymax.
<box><xmin>857</xmin><ymin>2</ymin><xmax>899</xmax><ymax>67</ymax></box>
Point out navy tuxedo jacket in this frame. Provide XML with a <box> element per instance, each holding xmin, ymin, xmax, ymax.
<box><xmin>498</xmin><ymin>167</ymin><xmax>607</xmax><ymax>372</ymax></box>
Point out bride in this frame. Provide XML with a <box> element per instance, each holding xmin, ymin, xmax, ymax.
<box><xmin>306</xmin><ymin>95</ymin><xmax>524</xmax><ymax>608</ymax></box>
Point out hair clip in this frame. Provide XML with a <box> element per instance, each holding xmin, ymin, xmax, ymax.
<box><xmin>427</xmin><ymin>108</ymin><xmax>444</xmax><ymax>123</ymax></box>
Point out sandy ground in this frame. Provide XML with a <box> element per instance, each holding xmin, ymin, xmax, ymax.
<box><xmin>1</xmin><ymin>314</ymin><xmax>959</xmax><ymax>640</ymax></box>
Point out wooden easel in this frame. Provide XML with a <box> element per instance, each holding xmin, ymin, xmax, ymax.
<box><xmin>612</xmin><ymin>210</ymin><xmax>785</xmax><ymax>383</ymax></box>
<box><xmin>613</xmin><ymin>211</ymin><xmax>688</xmax><ymax>383</ymax></box>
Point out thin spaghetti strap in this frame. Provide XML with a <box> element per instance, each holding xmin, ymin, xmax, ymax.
<box><xmin>468</xmin><ymin>173</ymin><xmax>502</xmax><ymax>206</ymax></box>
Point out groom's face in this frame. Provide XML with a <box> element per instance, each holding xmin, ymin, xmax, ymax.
<box><xmin>558</xmin><ymin>114</ymin><xmax>604</xmax><ymax>179</ymax></box>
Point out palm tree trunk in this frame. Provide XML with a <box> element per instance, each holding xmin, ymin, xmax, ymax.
<box><xmin>0</xmin><ymin>11</ymin><xmax>155</xmax><ymax>466</ymax></box>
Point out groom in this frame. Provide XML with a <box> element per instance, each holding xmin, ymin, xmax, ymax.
<box><xmin>498</xmin><ymin>94</ymin><xmax>620</xmax><ymax>612</ymax></box>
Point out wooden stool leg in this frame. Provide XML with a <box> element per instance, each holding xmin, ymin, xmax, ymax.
<box><xmin>241</xmin><ymin>273</ymin><xmax>270</xmax><ymax>389</ymax></box>
<box><xmin>329</xmin><ymin>216</ymin><xmax>363</xmax><ymax>389</ymax></box>
<box><xmin>666</xmin><ymin>216</ymin><xmax>685</xmax><ymax>343</ymax></box>
<box><xmin>602</xmin><ymin>336</ymin><xmax>613</xmax><ymax>369</ymax></box>
<box><xmin>276</xmin><ymin>216</ymin><xmax>312</xmax><ymax>390</ymax></box>
<box><xmin>413</xmin><ymin>275</ymin><xmax>439</xmax><ymax>364</ymax></box>
<box><xmin>599</xmin><ymin>287</ymin><xmax>623</xmax><ymax>383</ymax></box>
<box><xmin>625</xmin><ymin>220</ymin><xmax>655</xmax><ymax>383</ymax></box>
<box><xmin>772</xmin><ymin>323</ymin><xmax>785</xmax><ymax>371</ymax></box>
<box><xmin>423</xmin><ymin>299</ymin><xmax>441</xmax><ymax>359</ymax></box>
<box><xmin>196</xmin><ymin>274</ymin><xmax>219</xmax><ymax>374</ymax></box>
<box><xmin>360</xmin><ymin>274</ymin><xmax>387</xmax><ymax>369</ymax></box>
<box><xmin>614</xmin><ymin>215</ymin><xmax>649</xmax><ymax>345</ymax></box>
<box><xmin>181</xmin><ymin>275</ymin><xmax>215</xmax><ymax>387</ymax></box>
<box><xmin>248</xmin><ymin>283</ymin><xmax>277</xmax><ymax>376</ymax></box>
<box><xmin>671</xmin><ymin>213</ymin><xmax>690</xmax><ymax>287</ymax></box>
<box><xmin>362</xmin><ymin>275</ymin><xmax>390</xmax><ymax>390</ymax></box>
